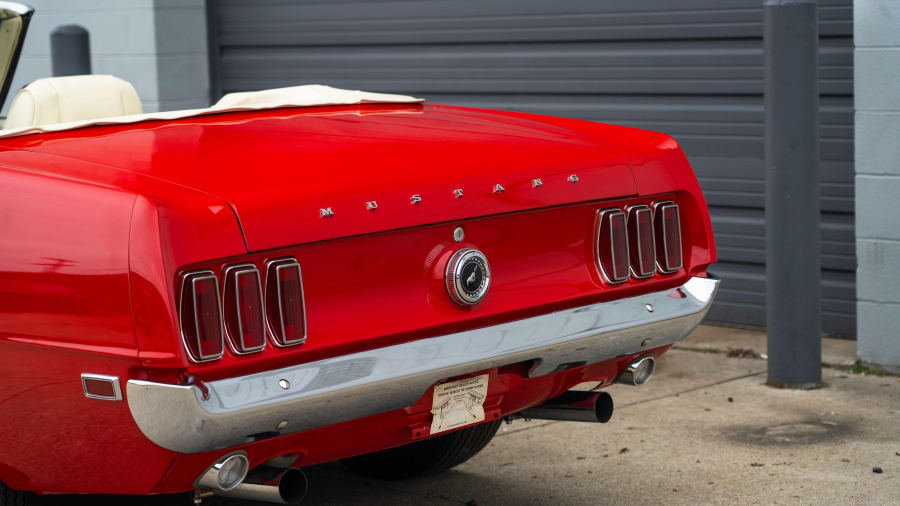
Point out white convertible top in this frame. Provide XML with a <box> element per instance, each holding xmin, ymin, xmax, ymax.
<box><xmin>0</xmin><ymin>83</ymin><xmax>424</xmax><ymax>140</ymax></box>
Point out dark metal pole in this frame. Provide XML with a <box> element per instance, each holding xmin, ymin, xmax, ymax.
<box><xmin>764</xmin><ymin>0</ymin><xmax>822</xmax><ymax>389</ymax></box>
<box><xmin>50</xmin><ymin>25</ymin><xmax>91</xmax><ymax>77</ymax></box>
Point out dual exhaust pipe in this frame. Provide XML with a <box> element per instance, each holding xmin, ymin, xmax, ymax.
<box><xmin>519</xmin><ymin>355</ymin><xmax>655</xmax><ymax>423</ymax></box>
<box><xmin>196</xmin><ymin>453</ymin><xmax>307</xmax><ymax>504</ymax></box>
<box><xmin>194</xmin><ymin>356</ymin><xmax>655</xmax><ymax>502</ymax></box>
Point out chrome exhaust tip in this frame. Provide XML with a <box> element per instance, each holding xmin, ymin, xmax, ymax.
<box><xmin>196</xmin><ymin>452</ymin><xmax>250</xmax><ymax>491</ymax></box>
<box><xmin>616</xmin><ymin>355</ymin><xmax>656</xmax><ymax>386</ymax></box>
<box><xmin>519</xmin><ymin>390</ymin><xmax>614</xmax><ymax>423</ymax></box>
<box><xmin>196</xmin><ymin>452</ymin><xmax>307</xmax><ymax>504</ymax></box>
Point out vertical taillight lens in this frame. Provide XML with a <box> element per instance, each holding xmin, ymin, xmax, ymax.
<box><xmin>266</xmin><ymin>258</ymin><xmax>307</xmax><ymax>347</ymax></box>
<box><xmin>179</xmin><ymin>271</ymin><xmax>225</xmax><ymax>362</ymax></box>
<box><xmin>223</xmin><ymin>265</ymin><xmax>266</xmax><ymax>354</ymax></box>
<box><xmin>627</xmin><ymin>205</ymin><xmax>656</xmax><ymax>278</ymax></box>
<box><xmin>653</xmin><ymin>201</ymin><xmax>683</xmax><ymax>273</ymax></box>
<box><xmin>596</xmin><ymin>208</ymin><xmax>629</xmax><ymax>284</ymax></box>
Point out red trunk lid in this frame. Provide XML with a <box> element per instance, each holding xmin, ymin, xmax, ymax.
<box><xmin>10</xmin><ymin>103</ymin><xmax>636</xmax><ymax>251</ymax></box>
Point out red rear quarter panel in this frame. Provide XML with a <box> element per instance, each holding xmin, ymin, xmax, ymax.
<box><xmin>0</xmin><ymin>150</ymin><xmax>246</xmax><ymax>493</ymax></box>
<box><xmin>0</xmin><ymin>157</ymin><xmax>171</xmax><ymax>493</ymax></box>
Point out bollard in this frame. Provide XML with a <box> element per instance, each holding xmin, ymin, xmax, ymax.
<box><xmin>50</xmin><ymin>25</ymin><xmax>91</xmax><ymax>76</ymax></box>
<box><xmin>763</xmin><ymin>0</ymin><xmax>822</xmax><ymax>389</ymax></box>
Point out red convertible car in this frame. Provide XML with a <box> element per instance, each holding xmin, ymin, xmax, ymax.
<box><xmin>0</xmin><ymin>4</ymin><xmax>717</xmax><ymax>504</ymax></box>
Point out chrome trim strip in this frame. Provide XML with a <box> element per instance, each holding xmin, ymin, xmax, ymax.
<box><xmin>127</xmin><ymin>275</ymin><xmax>718</xmax><ymax>453</ymax></box>
<box><xmin>81</xmin><ymin>373</ymin><xmax>123</xmax><ymax>401</ymax></box>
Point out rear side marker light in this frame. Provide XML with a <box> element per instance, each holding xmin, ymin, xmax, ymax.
<box><xmin>223</xmin><ymin>264</ymin><xmax>266</xmax><ymax>354</ymax></box>
<box><xmin>596</xmin><ymin>208</ymin><xmax>629</xmax><ymax>284</ymax></box>
<box><xmin>266</xmin><ymin>258</ymin><xmax>307</xmax><ymax>347</ymax></box>
<box><xmin>81</xmin><ymin>373</ymin><xmax>122</xmax><ymax>401</ymax></box>
<box><xmin>653</xmin><ymin>201</ymin><xmax>683</xmax><ymax>274</ymax></box>
<box><xmin>179</xmin><ymin>270</ymin><xmax>225</xmax><ymax>363</ymax></box>
<box><xmin>627</xmin><ymin>205</ymin><xmax>656</xmax><ymax>279</ymax></box>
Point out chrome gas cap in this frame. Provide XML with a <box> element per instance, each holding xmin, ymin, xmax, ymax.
<box><xmin>445</xmin><ymin>248</ymin><xmax>491</xmax><ymax>306</ymax></box>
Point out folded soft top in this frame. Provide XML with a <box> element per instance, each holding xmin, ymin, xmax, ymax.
<box><xmin>0</xmin><ymin>84</ymin><xmax>423</xmax><ymax>139</ymax></box>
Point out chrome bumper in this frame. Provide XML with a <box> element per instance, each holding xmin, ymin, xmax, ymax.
<box><xmin>127</xmin><ymin>276</ymin><xmax>719</xmax><ymax>453</ymax></box>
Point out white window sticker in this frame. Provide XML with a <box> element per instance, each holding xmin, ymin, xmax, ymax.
<box><xmin>430</xmin><ymin>374</ymin><xmax>489</xmax><ymax>434</ymax></box>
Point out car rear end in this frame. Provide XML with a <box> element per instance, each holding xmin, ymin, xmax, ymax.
<box><xmin>1</xmin><ymin>103</ymin><xmax>716</xmax><ymax>501</ymax></box>
<box><xmin>131</xmin><ymin>190</ymin><xmax>716</xmax><ymax>499</ymax></box>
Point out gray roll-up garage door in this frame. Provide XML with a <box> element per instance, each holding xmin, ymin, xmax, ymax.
<box><xmin>208</xmin><ymin>0</ymin><xmax>855</xmax><ymax>336</ymax></box>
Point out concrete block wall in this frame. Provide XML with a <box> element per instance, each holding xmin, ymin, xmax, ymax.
<box><xmin>3</xmin><ymin>0</ymin><xmax>209</xmax><ymax>115</ymax></box>
<box><xmin>854</xmin><ymin>0</ymin><xmax>900</xmax><ymax>372</ymax></box>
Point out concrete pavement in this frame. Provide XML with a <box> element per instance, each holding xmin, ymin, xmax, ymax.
<box><xmin>293</xmin><ymin>325</ymin><xmax>900</xmax><ymax>505</ymax></box>
<box><xmin>36</xmin><ymin>325</ymin><xmax>899</xmax><ymax>505</ymax></box>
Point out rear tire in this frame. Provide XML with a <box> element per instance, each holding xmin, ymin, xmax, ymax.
<box><xmin>342</xmin><ymin>420</ymin><xmax>501</xmax><ymax>480</ymax></box>
<box><xmin>0</xmin><ymin>482</ymin><xmax>30</xmax><ymax>506</ymax></box>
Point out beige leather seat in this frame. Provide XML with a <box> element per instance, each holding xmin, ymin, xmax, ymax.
<box><xmin>4</xmin><ymin>75</ymin><xmax>142</xmax><ymax>129</ymax></box>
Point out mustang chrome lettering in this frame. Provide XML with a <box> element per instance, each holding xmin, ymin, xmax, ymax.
<box><xmin>493</xmin><ymin>184</ymin><xmax>505</xmax><ymax>194</ymax></box>
<box><xmin>319</xmin><ymin>207</ymin><xmax>334</xmax><ymax>218</ymax></box>
<box><xmin>410</xmin><ymin>194</ymin><xmax>422</xmax><ymax>205</ymax></box>
<box><xmin>453</xmin><ymin>188</ymin><xmax>464</xmax><ymax>199</ymax></box>
<box><xmin>568</xmin><ymin>174</ymin><xmax>580</xmax><ymax>183</ymax></box>
<box><xmin>365</xmin><ymin>201</ymin><xmax>378</xmax><ymax>211</ymax></box>
<box><xmin>532</xmin><ymin>178</ymin><xmax>543</xmax><ymax>188</ymax></box>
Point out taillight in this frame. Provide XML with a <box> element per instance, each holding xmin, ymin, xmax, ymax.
<box><xmin>627</xmin><ymin>205</ymin><xmax>656</xmax><ymax>278</ymax></box>
<box><xmin>596</xmin><ymin>208</ymin><xmax>629</xmax><ymax>284</ymax></box>
<box><xmin>265</xmin><ymin>258</ymin><xmax>307</xmax><ymax>347</ymax></box>
<box><xmin>179</xmin><ymin>271</ymin><xmax>225</xmax><ymax>362</ymax></box>
<box><xmin>653</xmin><ymin>201</ymin><xmax>683</xmax><ymax>273</ymax></box>
<box><xmin>223</xmin><ymin>265</ymin><xmax>266</xmax><ymax>354</ymax></box>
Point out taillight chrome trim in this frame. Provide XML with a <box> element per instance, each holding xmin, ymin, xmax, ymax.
<box><xmin>222</xmin><ymin>263</ymin><xmax>267</xmax><ymax>355</ymax></box>
<box><xmin>178</xmin><ymin>270</ymin><xmax>225</xmax><ymax>363</ymax></box>
<box><xmin>595</xmin><ymin>208</ymin><xmax>629</xmax><ymax>284</ymax></box>
<box><xmin>626</xmin><ymin>204</ymin><xmax>656</xmax><ymax>279</ymax></box>
<box><xmin>265</xmin><ymin>258</ymin><xmax>308</xmax><ymax>348</ymax></box>
<box><xmin>652</xmin><ymin>200</ymin><xmax>683</xmax><ymax>274</ymax></box>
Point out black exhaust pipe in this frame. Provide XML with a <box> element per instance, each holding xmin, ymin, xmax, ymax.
<box><xmin>519</xmin><ymin>391</ymin><xmax>613</xmax><ymax>423</ymax></box>
<box><xmin>214</xmin><ymin>466</ymin><xmax>307</xmax><ymax>504</ymax></box>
